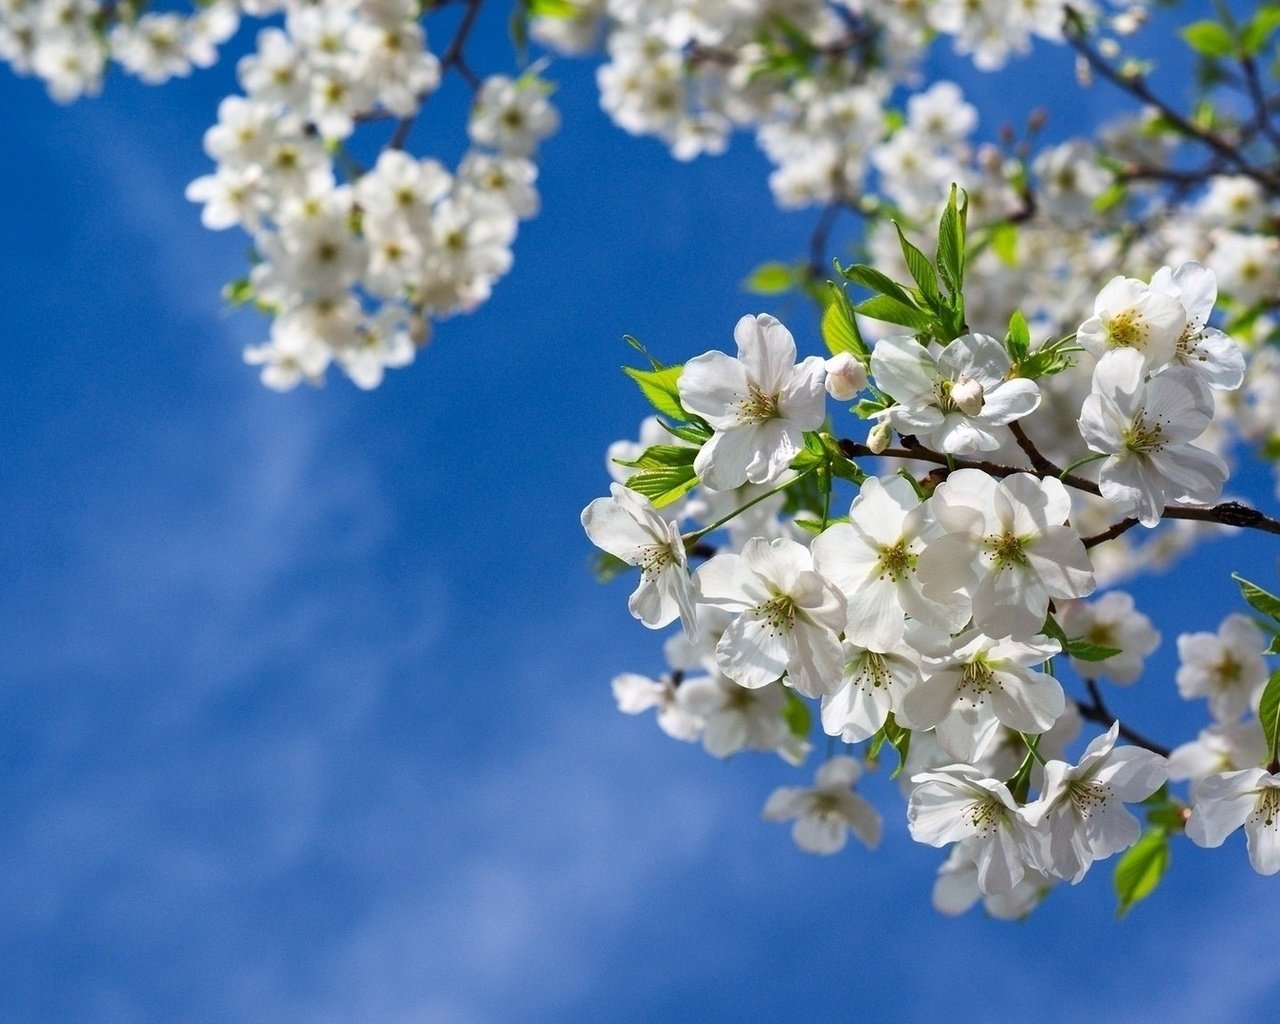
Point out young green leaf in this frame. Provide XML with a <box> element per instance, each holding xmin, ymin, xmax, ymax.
<box><xmin>1064</xmin><ymin>638</ymin><xmax>1123</xmax><ymax>662</ymax></box>
<box><xmin>783</xmin><ymin>692</ymin><xmax>812</xmax><ymax>738</ymax></box>
<box><xmin>1258</xmin><ymin>668</ymin><xmax>1280</xmax><ymax>764</ymax></box>
<box><xmin>1114</xmin><ymin>827</ymin><xmax>1170</xmax><ymax>918</ymax></box>
<box><xmin>1242</xmin><ymin>6</ymin><xmax>1280</xmax><ymax>54</ymax></box>
<box><xmin>855</xmin><ymin>295</ymin><xmax>935</xmax><ymax>333</ymax></box>
<box><xmin>743</xmin><ymin>261</ymin><xmax>796</xmax><ymax>295</ymax></box>
<box><xmin>625</xmin><ymin>463</ymin><xmax>699</xmax><ymax>507</ymax></box>
<box><xmin>1232</xmin><ymin>572</ymin><xmax>1280</xmax><ymax>621</ymax></box>
<box><xmin>1180</xmin><ymin>19</ymin><xmax>1236</xmax><ymax>58</ymax></box>
<box><xmin>623</xmin><ymin>364</ymin><xmax>688</xmax><ymax>421</ymax></box>
<box><xmin>821</xmin><ymin>286</ymin><xmax>868</xmax><ymax>358</ymax></box>
<box><xmin>612</xmin><ymin>443</ymin><xmax>698</xmax><ymax>470</ymax></box>
<box><xmin>895</xmin><ymin>223</ymin><xmax>941</xmax><ymax>307</ymax></box>
<box><xmin>1005</xmin><ymin>309</ymin><xmax>1031</xmax><ymax>363</ymax></box>
<box><xmin>839</xmin><ymin>263</ymin><xmax>918</xmax><ymax>308</ymax></box>
<box><xmin>936</xmin><ymin>184</ymin><xmax>967</xmax><ymax>295</ymax></box>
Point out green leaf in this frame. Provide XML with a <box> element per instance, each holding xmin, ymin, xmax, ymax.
<box><xmin>222</xmin><ymin>277</ymin><xmax>254</xmax><ymax>306</ymax></box>
<box><xmin>895</xmin><ymin>223</ymin><xmax>941</xmax><ymax>306</ymax></box>
<box><xmin>783</xmin><ymin>692</ymin><xmax>811</xmax><ymax>738</ymax></box>
<box><xmin>526</xmin><ymin>0</ymin><xmax>581</xmax><ymax>16</ymax></box>
<box><xmin>1005</xmin><ymin>309</ymin><xmax>1031</xmax><ymax>362</ymax></box>
<box><xmin>591</xmin><ymin>551</ymin><xmax>630</xmax><ymax>582</ymax></box>
<box><xmin>855</xmin><ymin>295</ymin><xmax>935</xmax><ymax>332</ymax></box>
<box><xmin>663</xmin><ymin>420</ymin><xmax>712</xmax><ymax>445</ymax></box>
<box><xmin>936</xmin><ymin>184</ymin><xmax>967</xmax><ymax>296</ymax></box>
<box><xmin>839</xmin><ymin>263</ymin><xmax>918</xmax><ymax>308</ymax></box>
<box><xmin>1180</xmin><ymin>20</ymin><xmax>1236</xmax><ymax>58</ymax></box>
<box><xmin>1232</xmin><ymin>572</ymin><xmax>1280</xmax><ymax>621</ymax></box>
<box><xmin>884</xmin><ymin>714</ymin><xmax>911</xmax><ymax>780</ymax></box>
<box><xmin>1041</xmin><ymin>612</ymin><xmax>1069</xmax><ymax>646</ymax></box>
<box><xmin>743</xmin><ymin>261</ymin><xmax>796</xmax><ymax>295</ymax></box>
<box><xmin>852</xmin><ymin>397</ymin><xmax>889</xmax><ymax>419</ymax></box>
<box><xmin>1114</xmin><ymin>828</ymin><xmax>1170</xmax><ymax>918</ymax></box>
<box><xmin>1259</xmin><ymin>668</ymin><xmax>1280</xmax><ymax>763</ymax></box>
<box><xmin>1267</xmin><ymin>633</ymin><xmax>1280</xmax><ymax>656</ymax></box>
<box><xmin>1242</xmin><ymin>7</ymin><xmax>1280</xmax><ymax>54</ymax></box>
<box><xmin>820</xmin><ymin>285</ymin><xmax>868</xmax><ymax>358</ymax></box>
<box><xmin>1065</xmin><ymin>638</ymin><xmax>1123</xmax><ymax>662</ymax></box>
<box><xmin>1092</xmin><ymin>181</ymin><xmax>1127</xmax><ymax>214</ymax></box>
<box><xmin>612</xmin><ymin>443</ymin><xmax>697</xmax><ymax>470</ymax></box>
<box><xmin>625</xmin><ymin>463</ymin><xmax>699</xmax><ymax>507</ymax></box>
<box><xmin>623</xmin><ymin>364</ymin><xmax>688</xmax><ymax>421</ymax></box>
<box><xmin>989</xmin><ymin>222</ymin><xmax>1018</xmax><ymax>266</ymax></box>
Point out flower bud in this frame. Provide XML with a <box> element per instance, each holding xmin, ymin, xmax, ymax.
<box><xmin>867</xmin><ymin>420</ymin><xmax>892</xmax><ymax>454</ymax></box>
<box><xmin>824</xmin><ymin>352</ymin><xmax>867</xmax><ymax>401</ymax></box>
<box><xmin>951</xmin><ymin>375</ymin><xmax>985</xmax><ymax>417</ymax></box>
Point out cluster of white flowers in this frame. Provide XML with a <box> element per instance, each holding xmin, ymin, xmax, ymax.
<box><xmin>183</xmin><ymin>2</ymin><xmax>558</xmax><ymax>390</ymax></box>
<box><xmin>586</xmin><ymin>240</ymin><xmax>1280</xmax><ymax>914</ymax></box>
<box><xmin>4</xmin><ymin>0</ymin><xmax>559</xmax><ymax>391</ymax></box>
<box><xmin>527</xmin><ymin>0</ymin><xmax>1140</xmax><ymax>211</ymax></box>
<box><xmin>0</xmin><ymin>0</ymin><xmax>240</xmax><ymax>101</ymax></box>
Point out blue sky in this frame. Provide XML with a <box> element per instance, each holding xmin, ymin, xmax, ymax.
<box><xmin>2</xmin><ymin>6</ymin><xmax>1279</xmax><ymax>1022</ymax></box>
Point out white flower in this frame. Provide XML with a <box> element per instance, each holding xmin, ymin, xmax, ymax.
<box><xmin>581</xmin><ymin>483</ymin><xmax>697</xmax><ymax>634</ymax></box>
<box><xmin>1169</xmin><ymin>721</ymin><xmax>1267</xmax><ymax>783</ymax></box>
<box><xmin>1057</xmin><ymin>591</ymin><xmax>1160</xmax><ymax>685</ymax></box>
<box><xmin>898</xmin><ymin>630</ymin><xmax>1065</xmax><ymax>761</ymax></box>
<box><xmin>1186</xmin><ymin>768</ymin><xmax>1280</xmax><ymax>875</ymax></box>
<box><xmin>1077</xmin><ymin>275</ymin><xmax>1186</xmax><ymax>369</ymax></box>
<box><xmin>820</xmin><ymin>635</ymin><xmax>924</xmax><ymax>743</ymax></box>
<box><xmin>1149</xmin><ymin>262</ymin><xmax>1245</xmax><ymax>390</ymax></box>
<box><xmin>468</xmin><ymin>75</ymin><xmax>559</xmax><ymax>156</ymax></box>
<box><xmin>678</xmin><ymin>314</ymin><xmax>827</xmax><ymax>491</ymax></box>
<box><xmin>762</xmin><ymin>757</ymin><xmax>882</xmax><ymax>854</ymax></box>
<box><xmin>1077</xmin><ymin>348</ymin><xmax>1227</xmax><ymax>527</ymax></box>
<box><xmin>918</xmin><ymin>469</ymin><xmax>1095</xmax><ymax>640</ymax></box>
<box><xmin>675</xmin><ymin>674</ymin><xmax>799</xmax><ymax>762</ymax></box>
<box><xmin>612</xmin><ymin>672</ymin><xmax>702</xmax><ymax>742</ymax></box>
<box><xmin>811</xmin><ymin>475</ymin><xmax>968</xmax><ymax>649</ymax></box>
<box><xmin>932</xmin><ymin>845</ymin><xmax>1054</xmax><ymax>920</ymax></box>
<box><xmin>1023</xmin><ymin>723</ymin><xmax>1168</xmax><ymax>883</ymax></box>
<box><xmin>1175</xmin><ymin>613</ymin><xmax>1269</xmax><ymax>722</ymax></box>
<box><xmin>870</xmin><ymin>333</ymin><xmax>1041</xmax><ymax>454</ymax></box>
<box><xmin>908</xmin><ymin>764</ymin><xmax>1044</xmax><ymax>894</ymax></box>
<box><xmin>695</xmin><ymin>536</ymin><xmax>846</xmax><ymax>698</ymax></box>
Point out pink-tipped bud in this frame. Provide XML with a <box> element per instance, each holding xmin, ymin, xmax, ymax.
<box><xmin>824</xmin><ymin>352</ymin><xmax>867</xmax><ymax>401</ymax></box>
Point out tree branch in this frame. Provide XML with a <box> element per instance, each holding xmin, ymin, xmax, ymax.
<box><xmin>836</xmin><ymin>436</ymin><xmax>1280</xmax><ymax>537</ymax></box>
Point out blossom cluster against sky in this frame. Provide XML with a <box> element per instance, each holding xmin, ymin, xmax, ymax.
<box><xmin>2</xmin><ymin>8</ymin><xmax>1279</xmax><ymax>1022</ymax></box>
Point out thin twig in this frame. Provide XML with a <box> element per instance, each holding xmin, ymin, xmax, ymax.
<box><xmin>837</xmin><ymin>437</ymin><xmax>1280</xmax><ymax>537</ymax></box>
<box><xmin>1063</xmin><ymin>8</ymin><xmax>1280</xmax><ymax>194</ymax></box>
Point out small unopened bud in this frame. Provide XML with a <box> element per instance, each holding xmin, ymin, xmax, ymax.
<box><xmin>867</xmin><ymin>420</ymin><xmax>892</xmax><ymax>454</ymax></box>
<box><xmin>409</xmin><ymin>314</ymin><xmax>432</xmax><ymax>348</ymax></box>
<box><xmin>951</xmin><ymin>375</ymin><xmax>985</xmax><ymax>417</ymax></box>
<box><xmin>1075</xmin><ymin>55</ymin><xmax>1093</xmax><ymax>88</ymax></box>
<box><xmin>824</xmin><ymin>352</ymin><xmax>867</xmax><ymax>401</ymax></box>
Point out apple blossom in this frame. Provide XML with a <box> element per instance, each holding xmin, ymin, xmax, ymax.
<box><xmin>694</xmin><ymin>537</ymin><xmax>846</xmax><ymax>698</ymax></box>
<box><xmin>1186</xmin><ymin>769</ymin><xmax>1280</xmax><ymax>876</ymax></box>
<box><xmin>762</xmin><ymin>757</ymin><xmax>882</xmax><ymax>854</ymax></box>
<box><xmin>870</xmin><ymin>333</ymin><xmax>1041</xmax><ymax>455</ymax></box>
<box><xmin>678</xmin><ymin>314</ymin><xmax>827</xmax><ymax>491</ymax></box>
<box><xmin>581</xmin><ymin>483</ymin><xmax>697</xmax><ymax>634</ymax></box>
<box><xmin>917</xmin><ymin>469</ymin><xmax>1095</xmax><ymax>640</ymax></box>
<box><xmin>1078</xmin><ymin>348</ymin><xmax>1228</xmax><ymax>527</ymax></box>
